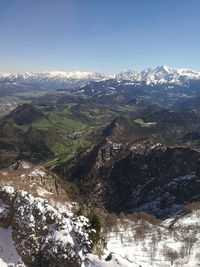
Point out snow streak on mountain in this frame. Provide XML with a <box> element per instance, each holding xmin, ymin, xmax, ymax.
<box><xmin>1</xmin><ymin>66</ymin><xmax>200</xmax><ymax>89</ymax></box>
<box><xmin>116</xmin><ymin>65</ymin><xmax>200</xmax><ymax>85</ymax></box>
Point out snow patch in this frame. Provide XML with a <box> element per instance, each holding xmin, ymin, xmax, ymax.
<box><xmin>0</xmin><ymin>227</ymin><xmax>23</xmax><ymax>267</ymax></box>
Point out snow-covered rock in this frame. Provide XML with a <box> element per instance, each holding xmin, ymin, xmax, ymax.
<box><xmin>1</xmin><ymin>65</ymin><xmax>200</xmax><ymax>90</ymax></box>
<box><xmin>116</xmin><ymin>65</ymin><xmax>200</xmax><ymax>85</ymax></box>
<box><xmin>0</xmin><ymin>185</ymin><xmax>92</xmax><ymax>267</ymax></box>
<box><xmin>0</xmin><ymin>71</ymin><xmax>108</xmax><ymax>89</ymax></box>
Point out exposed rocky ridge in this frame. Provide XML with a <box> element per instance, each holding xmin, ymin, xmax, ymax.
<box><xmin>55</xmin><ymin>137</ymin><xmax>200</xmax><ymax>219</ymax></box>
<box><xmin>53</xmin><ymin>111</ymin><xmax>200</xmax><ymax>218</ymax></box>
<box><xmin>0</xmin><ymin>165</ymin><xmax>96</xmax><ymax>267</ymax></box>
<box><xmin>0</xmin><ymin>162</ymin><xmax>68</xmax><ymax>199</ymax></box>
<box><xmin>0</xmin><ymin>184</ymin><xmax>92</xmax><ymax>267</ymax></box>
<box><xmin>53</xmin><ymin>116</ymin><xmax>143</xmax><ymax>184</ymax></box>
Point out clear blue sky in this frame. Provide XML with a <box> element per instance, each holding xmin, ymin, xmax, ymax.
<box><xmin>0</xmin><ymin>0</ymin><xmax>200</xmax><ymax>73</ymax></box>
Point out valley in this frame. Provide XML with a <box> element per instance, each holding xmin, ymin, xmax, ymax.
<box><xmin>1</xmin><ymin>67</ymin><xmax>200</xmax><ymax>266</ymax></box>
<box><xmin>2</xmin><ymin>0</ymin><xmax>200</xmax><ymax>265</ymax></box>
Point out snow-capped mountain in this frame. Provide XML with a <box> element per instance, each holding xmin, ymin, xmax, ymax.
<box><xmin>1</xmin><ymin>66</ymin><xmax>200</xmax><ymax>90</ymax></box>
<box><xmin>115</xmin><ymin>65</ymin><xmax>200</xmax><ymax>85</ymax></box>
<box><xmin>0</xmin><ymin>71</ymin><xmax>107</xmax><ymax>89</ymax></box>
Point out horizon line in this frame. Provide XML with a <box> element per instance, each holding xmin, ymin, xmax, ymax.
<box><xmin>1</xmin><ymin>65</ymin><xmax>200</xmax><ymax>75</ymax></box>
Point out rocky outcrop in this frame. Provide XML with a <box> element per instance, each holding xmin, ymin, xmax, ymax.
<box><xmin>0</xmin><ymin>185</ymin><xmax>93</xmax><ymax>267</ymax></box>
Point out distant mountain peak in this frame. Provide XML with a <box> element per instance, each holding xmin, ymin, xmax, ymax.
<box><xmin>154</xmin><ymin>65</ymin><xmax>171</xmax><ymax>73</ymax></box>
<box><xmin>116</xmin><ymin>65</ymin><xmax>200</xmax><ymax>85</ymax></box>
<box><xmin>0</xmin><ymin>66</ymin><xmax>200</xmax><ymax>89</ymax></box>
<box><xmin>0</xmin><ymin>71</ymin><xmax>108</xmax><ymax>89</ymax></box>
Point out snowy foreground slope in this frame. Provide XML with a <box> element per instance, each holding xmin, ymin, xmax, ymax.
<box><xmin>101</xmin><ymin>212</ymin><xmax>200</xmax><ymax>267</ymax></box>
<box><xmin>0</xmin><ymin>227</ymin><xmax>22</xmax><ymax>267</ymax></box>
<box><xmin>1</xmin><ymin>165</ymin><xmax>200</xmax><ymax>267</ymax></box>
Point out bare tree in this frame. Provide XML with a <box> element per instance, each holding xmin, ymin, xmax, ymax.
<box><xmin>162</xmin><ymin>246</ymin><xmax>179</xmax><ymax>266</ymax></box>
<box><xmin>183</xmin><ymin>234</ymin><xmax>197</xmax><ymax>255</ymax></box>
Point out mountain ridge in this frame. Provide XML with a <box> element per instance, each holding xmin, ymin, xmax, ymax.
<box><xmin>1</xmin><ymin>65</ymin><xmax>200</xmax><ymax>90</ymax></box>
<box><xmin>116</xmin><ymin>65</ymin><xmax>200</xmax><ymax>85</ymax></box>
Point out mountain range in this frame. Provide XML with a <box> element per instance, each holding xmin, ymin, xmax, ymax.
<box><xmin>2</xmin><ymin>64</ymin><xmax>200</xmax><ymax>266</ymax></box>
<box><xmin>1</xmin><ymin>65</ymin><xmax>200</xmax><ymax>90</ymax></box>
<box><xmin>116</xmin><ymin>65</ymin><xmax>200</xmax><ymax>85</ymax></box>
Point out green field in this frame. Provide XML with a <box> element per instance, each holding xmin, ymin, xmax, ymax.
<box><xmin>134</xmin><ymin>119</ymin><xmax>157</xmax><ymax>128</ymax></box>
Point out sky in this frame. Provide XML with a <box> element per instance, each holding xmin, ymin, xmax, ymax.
<box><xmin>0</xmin><ymin>0</ymin><xmax>200</xmax><ymax>73</ymax></box>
